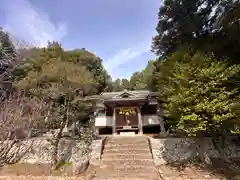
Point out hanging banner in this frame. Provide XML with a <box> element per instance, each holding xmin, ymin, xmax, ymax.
<box><xmin>118</xmin><ymin>108</ymin><xmax>136</xmax><ymax>116</ymax></box>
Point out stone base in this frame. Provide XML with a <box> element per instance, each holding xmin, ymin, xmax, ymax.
<box><xmin>89</xmin><ymin>139</ymin><xmax>104</xmax><ymax>166</ymax></box>
<box><xmin>119</xmin><ymin>132</ymin><xmax>136</xmax><ymax>136</ymax></box>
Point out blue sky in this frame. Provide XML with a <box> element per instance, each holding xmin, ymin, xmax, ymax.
<box><xmin>0</xmin><ymin>0</ymin><xmax>161</xmax><ymax>80</ymax></box>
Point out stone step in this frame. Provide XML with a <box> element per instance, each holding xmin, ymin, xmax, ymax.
<box><xmin>104</xmin><ymin>144</ymin><xmax>149</xmax><ymax>149</ymax></box>
<box><xmin>102</xmin><ymin>157</ymin><xmax>154</xmax><ymax>162</ymax></box>
<box><xmin>105</xmin><ymin>141</ymin><xmax>148</xmax><ymax>144</ymax></box>
<box><xmin>101</xmin><ymin>159</ymin><xmax>155</xmax><ymax>166</ymax></box>
<box><xmin>104</xmin><ymin>143</ymin><xmax>150</xmax><ymax>149</ymax></box>
<box><xmin>93</xmin><ymin>177</ymin><xmax>161</xmax><ymax>180</ymax></box>
<box><xmin>95</xmin><ymin>168</ymin><xmax>159</xmax><ymax>176</ymax></box>
<box><xmin>107</xmin><ymin>136</ymin><xmax>148</xmax><ymax>140</ymax></box>
<box><xmin>106</xmin><ymin>139</ymin><xmax>148</xmax><ymax>143</ymax></box>
<box><xmin>100</xmin><ymin>165</ymin><xmax>157</xmax><ymax>171</ymax></box>
<box><xmin>119</xmin><ymin>132</ymin><xmax>136</xmax><ymax>136</ymax></box>
<box><xmin>94</xmin><ymin>172</ymin><xmax>160</xmax><ymax>179</ymax></box>
<box><xmin>106</xmin><ymin>137</ymin><xmax>148</xmax><ymax>143</ymax></box>
<box><xmin>106</xmin><ymin>138</ymin><xmax>148</xmax><ymax>141</ymax></box>
<box><xmin>103</xmin><ymin>148</ymin><xmax>151</xmax><ymax>154</ymax></box>
<box><xmin>101</xmin><ymin>160</ymin><xmax>154</xmax><ymax>167</ymax></box>
<box><xmin>102</xmin><ymin>158</ymin><xmax>153</xmax><ymax>163</ymax></box>
<box><xmin>102</xmin><ymin>153</ymin><xmax>152</xmax><ymax>159</ymax></box>
<box><xmin>101</xmin><ymin>158</ymin><xmax>154</xmax><ymax>163</ymax></box>
<box><xmin>102</xmin><ymin>152</ymin><xmax>152</xmax><ymax>158</ymax></box>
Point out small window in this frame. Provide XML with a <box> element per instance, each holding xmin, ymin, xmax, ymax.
<box><xmin>97</xmin><ymin>109</ymin><xmax>105</xmax><ymax>116</ymax></box>
<box><xmin>98</xmin><ymin>113</ymin><xmax>105</xmax><ymax>117</ymax></box>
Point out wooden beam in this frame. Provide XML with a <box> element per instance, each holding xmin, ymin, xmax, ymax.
<box><xmin>137</xmin><ymin>107</ymin><xmax>143</xmax><ymax>135</ymax></box>
<box><xmin>112</xmin><ymin>107</ymin><xmax>117</xmax><ymax>135</ymax></box>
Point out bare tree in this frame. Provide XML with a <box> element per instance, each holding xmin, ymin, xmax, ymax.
<box><xmin>0</xmin><ymin>93</ymin><xmax>47</xmax><ymax>166</ymax></box>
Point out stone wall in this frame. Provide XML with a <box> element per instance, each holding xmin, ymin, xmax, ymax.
<box><xmin>1</xmin><ymin>137</ymin><xmax>104</xmax><ymax>166</ymax></box>
<box><xmin>18</xmin><ymin>138</ymin><xmax>89</xmax><ymax>164</ymax></box>
<box><xmin>150</xmin><ymin>137</ymin><xmax>240</xmax><ymax>165</ymax></box>
<box><xmin>89</xmin><ymin>137</ymin><xmax>105</xmax><ymax>166</ymax></box>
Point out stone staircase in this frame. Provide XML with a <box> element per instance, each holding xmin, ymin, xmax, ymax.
<box><xmin>93</xmin><ymin>136</ymin><xmax>161</xmax><ymax>180</ymax></box>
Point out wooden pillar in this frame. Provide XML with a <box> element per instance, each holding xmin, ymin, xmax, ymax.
<box><xmin>93</xmin><ymin>109</ymin><xmax>100</xmax><ymax>136</ymax></box>
<box><xmin>112</xmin><ymin>107</ymin><xmax>117</xmax><ymax>135</ymax></box>
<box><xmin>157</xmin><ymin>102</ymin><xmax>166</xmax><ymax>134</ymax></box>
<box><xmin>159</xmin><ymin>117</ymin><xmax>166</xmax><ymax>133</ymax></box>
<box><xmin>138</xmin><ymin>107</ymin><xmax>143</xmax><ymax>135</ymax></box>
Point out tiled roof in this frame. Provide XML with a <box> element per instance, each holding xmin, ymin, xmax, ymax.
<box><xmin>86</xmin><ymin>90</ymin><xmax>157</xmax><ymax>102</ymax></box>
<box><xmin>101</xmin><ymin>90</ymin><xmax>151</xmax><ymax>99</ymax></box>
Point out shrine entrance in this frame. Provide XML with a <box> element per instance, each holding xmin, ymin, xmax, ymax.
<box><xmin>91</xmin><ymin>90</ymin><xmax>161</xmax><ymax>136</ymax></box>
<box><xmin>114</xmin><ymin>107</ymin><xmax>141</xmax><ymax>134</ymax></box>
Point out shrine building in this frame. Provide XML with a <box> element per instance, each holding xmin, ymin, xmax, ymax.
<box><xmin>89</xmin><ymin>90</ymin><xmax>162</xmax><ymax>135</ymax></box>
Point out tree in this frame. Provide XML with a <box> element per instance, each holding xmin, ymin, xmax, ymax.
<box><xmin>14</xmin><ymin>42</ymin><xmax>97</xmax><ymax>169</ymax></box>
<box><xmin>211</xmin><ymin>0</ymin><xmax>240</xmax><ymax>62</ymax></box>
<box><xmin>65</xmin><ymin>49</ymin><xmax>111</xmax><ymax>93</ymax></box>
<box><xmin>153</xmin><ymin>51</ymin><xmax>240</xmax><ymax>137</ymax></box>
<box><xmin>0</xmin><ymin>28</ymin><xmax>16</xmax><ymax>67</ymax></box>
<box><xmin>0</xmin><ymin>28</ymin><xmax>33</xmax><ymax>100</ymax></box>
<box><xmin>0</xmin><ymin>94</ymin><xmax>47</xmax><ymax>167</ymax></box>
<box><xmin>112</xmin><ymin>78</ymin><xmax>123</xmax><ymax>92</ymax></box>
<box><xmin>121</xmin><ymin>78</ymin><xmax>131</xmax><ymax>90</ymax></box>
<box><xmin>153</xmin><ymin>51</ymin><xmax>240</xmax><ymax>165</ymax></box>
<box><xmin>129</xmin><ymin>60</ymin><xmax>155</xmax><ymax>90</ymax></box>
<box><xmin>0</xmin><ymin>28</ymin><xmax>17</xmax><ymax>82</ymax></box>
<box><xmin>142</xmin><ymin>60</ymin><xmax>155</xmax><ymax>90</ymax></box>
<box><xmin>152</xmin><ymin>0</ymin><xmax>217</xmax><ymax>56</ymax></box>
<box><xmin>152</xmin><ymin>0</ymin><xmax>240</xmax><ymax>63</ymax></box>
<box><xmin>129</xmin><ymin>72</ymin><xmax>146</xmax><ymax>90</ymax></box>
<box><xmin>14</xmin><ymin>46</ymin><xmax>111</xmax><ymax>93</ymax></box>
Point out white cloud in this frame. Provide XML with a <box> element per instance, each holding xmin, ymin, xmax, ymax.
<box><xmin>2</xmin><ymin>0</ymin><xmax>67</xmax><ymax>47</ymax></box>
<box><xmin>103</xmin><ymin>41</ymin><xmax>151</xmax><ymax>78</ymax></box>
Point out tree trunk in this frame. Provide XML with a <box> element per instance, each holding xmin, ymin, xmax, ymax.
<box><xmin>212</xmin><ymin>136</ymin><xmax>232</xmax><ymax>163</ymax></box>
<box><xmin>51</xmin><ymin>120</ymin><xmax>65</xmax><ymax>170</ymax></box>
<box><xmin>51</xmin><ymin>98</ymin><xmax>69</xmax><ymax>170</ymax></box>
<box><xmin>196</xmin><ymin>138</ymin><xmax>212</xmax><ymax>165</ymax></box>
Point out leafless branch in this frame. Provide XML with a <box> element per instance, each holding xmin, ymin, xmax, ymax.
<box><xmin>0</xmin><ymin>93</ymin><xmax>48</xmax><ymax>166</ymax></box>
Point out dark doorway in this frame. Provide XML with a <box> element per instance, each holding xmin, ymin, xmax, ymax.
<box><xmin>115</xmin><ymin>107</ymin><xmax>138</xmax><ymax>128</ymax></box>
